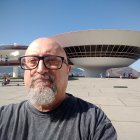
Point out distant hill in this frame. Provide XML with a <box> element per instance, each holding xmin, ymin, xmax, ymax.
<box><xmin>0</xmin><ymin>66</ymin><xmax>139</xmax><ymax>78</ymax></box>
<box><xmin>107</xmin><ymin>67</ymin><xmax>140</xmax><ymax>78</ymax></box>
<box><xmin>69</xmin><ymin>67</ymin><xmax>85</xmax><ymax>77</ymax></box>
<box><xmin>70</xmin><ymin>67</ymin><xmax>140</xmax><ymax>78</ymax></box>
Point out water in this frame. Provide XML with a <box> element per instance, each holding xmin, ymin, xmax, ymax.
<box><xmin>0</xmin><ymin>66</ymin><xmax>13</xmax><ymax>75</ymax></box>
<box><xmin>0</xmin><ymin>66</ymin><xmax>84</xmax><ymax>77</ymax></box>
<box><xmin>0</xmin><ymin>66</ymin><xmax>24</xmax><ymax>77</ymax></box>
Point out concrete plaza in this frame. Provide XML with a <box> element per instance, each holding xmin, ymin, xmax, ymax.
<box><xmin>0</xmin><ymin>78</ymin><xmax>140</xmax><ymax>140</ymax></box>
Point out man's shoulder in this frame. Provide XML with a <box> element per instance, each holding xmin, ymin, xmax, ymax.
<box><xmin>0</xmin><ymin>100</ymin><xmax>27</xmax><ymax>115</ymax></box>
<box><xmin>72</xmin><ymin>95</ymin><xmax>99</xmax><ymax>110</ymax></box>
<box><xmin>71</xmin><ymin>95</ymin><xmax>117</xmax><ymax>139</ymax></box>
<box><xmin>69</xmin><ymin>94</ymin><xmax>103</xmax><ymax>117</ymax></box>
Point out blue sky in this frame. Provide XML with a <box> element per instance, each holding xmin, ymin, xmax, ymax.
<box><xmin>0</xmin><ymin>0</ymin><xmax>140</xmax><ymax>71</ymax></box>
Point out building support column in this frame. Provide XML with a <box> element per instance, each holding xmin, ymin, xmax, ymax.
<box><xmin>13</xmin><ymin>66</ymin><xmax>19</xmax><ymax>78</ymax></box>
<box><xmin>84</xmin><ymin>67</ymin><xmax>107</xmax><ymax>78</ymax></box>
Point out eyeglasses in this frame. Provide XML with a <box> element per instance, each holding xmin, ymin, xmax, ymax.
<box><xmin>19</xmin><ymin>55</ymin><xmax>68</xmax><ymax>70</ymax></box>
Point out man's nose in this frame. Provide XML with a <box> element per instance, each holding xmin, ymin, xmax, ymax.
<box><xmin>36</xmin><ymin>60</ymin><xmax>48</xmax><ymax>74</ymax></box>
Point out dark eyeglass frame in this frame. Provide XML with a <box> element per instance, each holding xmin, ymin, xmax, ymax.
<box><xmin>18</xmin><ymin>55</ymin><xmax>68</xmax><ymax>70</ymax></box>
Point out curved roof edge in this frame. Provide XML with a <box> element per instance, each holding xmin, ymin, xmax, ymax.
<box><xmin>0</xmin><ymin>44</ymin><xmax>28</xmax><ymax>50</ymax></box>
<box><xmin>52</xmin><ymin>29</ymin><xmax>140</xmax><ymax>36</ymax></box>
<box><xmin>50</xmin><ymin>29</ymin><xmax>140</xmax><ymax>47</ymax></box>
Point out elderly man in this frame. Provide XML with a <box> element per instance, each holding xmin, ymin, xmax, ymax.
<box><xmin>0</xmin><ymin>38</ymin><xmax>117</xmax><ymax>140</ymax></box>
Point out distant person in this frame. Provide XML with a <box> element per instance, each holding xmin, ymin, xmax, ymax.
<box><xmin>0</xmin><ymin>38</ymin><xmax>117</xmax><ymax>140</ymax></box>
<box><xmin>128</xmin><ymin>73</ymin><xmax>133</xmax><ymax>79</ymax></box>
<box><xmin>1</xmin><ymin>75</ymin><xmax>6</xmax><ymax>86</ymax></box>
<box><xmin>71</xmin><ymin>72</ymin><xmax>74</xmax><ymax>77</ymax></box>
<box><xmin>123</xmin><ymin>73</ymin><xmax>126</xmax><ymax>78</ymax></box>
<box><xmin>1</xmin><ymin>75</ymin><xmax>10</xmax><ymax>86</ymax></box>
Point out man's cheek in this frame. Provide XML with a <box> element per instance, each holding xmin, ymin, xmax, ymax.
<box><xmin>24</xmin><ymin>71</ymin><xmax>32</xmax><ymax>88</ymax></box>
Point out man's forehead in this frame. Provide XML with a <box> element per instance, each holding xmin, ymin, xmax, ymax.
<box><xmin>26</xmin><ymin>40</ymin><xmax>60</xmax><ymax>55</ymax></box>
<box><xmin>25</xmin><ymin>38</ymin><xmax>67</xmax><ymax>59</ymax></box>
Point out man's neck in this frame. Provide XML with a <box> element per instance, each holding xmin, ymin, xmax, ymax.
<box><xmin>32</xmin><ymin>93</ymin><xmax>69</xmax><ymax>112</ymax></box>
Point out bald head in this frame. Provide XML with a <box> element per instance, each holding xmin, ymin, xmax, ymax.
<box><xmin>23</xmin><ymin>37</ymin><xmax>71</xmax><ymax>110</ymax></box>
<box><xmin>26</xmin><ymin>37</ymin><xmax>67</xmax><ymax>61</ymax></box>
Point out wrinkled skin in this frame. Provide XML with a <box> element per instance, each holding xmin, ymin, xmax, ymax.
<box><xmin>24</xmin><ymin>38</ymin><xmax>71</xmax><ymax>112</ymax></box>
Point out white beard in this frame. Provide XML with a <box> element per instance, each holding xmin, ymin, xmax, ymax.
<box><xmin>28</xmin><ymin>74</ymin><xmax>57</xmax><ymax>106</ymax></box>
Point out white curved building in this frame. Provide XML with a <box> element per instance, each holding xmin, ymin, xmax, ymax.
<box><xmin>51</xmin><ymin>30</ymin><xmax>140</xmax><ymax>77</ymax></box>
<box><xmin>0</xmin><ymin>44</ymin><xmax>27</xmax><ymax>77</ymax></box>
<box><xmin>1</xmin><ymin>30</ymin><xmax>140</xmax><ymax>77</ymax></box>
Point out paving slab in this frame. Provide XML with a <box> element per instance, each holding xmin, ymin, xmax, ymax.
<box><xmin>113</xmin><ymin>121</ymin><xmax>140</xmax><ymax>140</ymax></box>
<box><xmin>0</xmin><ymin>77</ymin><xmax>140</xmax><ymax>140</ymax></box>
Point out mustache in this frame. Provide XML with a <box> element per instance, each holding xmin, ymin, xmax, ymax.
<box><xmin>30</xmin><ymin>74</ymin><xmax>55</xmax><ymax>87</ymax></box>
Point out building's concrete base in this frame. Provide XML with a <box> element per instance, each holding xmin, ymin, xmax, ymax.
<box><xmin>84</xmin><ymin>68</ymin><xmax>107</xmax><ymax>78</ymax></box>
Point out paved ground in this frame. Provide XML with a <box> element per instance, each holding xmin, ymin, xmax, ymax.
<box><xmin>0</xmin><ymin>77</ymin><xmax>140</xmax><ymax>140</ymax></box>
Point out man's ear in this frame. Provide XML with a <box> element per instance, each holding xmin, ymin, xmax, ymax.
<box><xmin>67</xmin><ymin>65</ymin><xmax>72</xmax><ymax>74</ymax></box>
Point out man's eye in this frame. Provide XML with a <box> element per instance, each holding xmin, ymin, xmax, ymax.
<box><xmin>26</xmin><ymin>58</ymin><xmax>38</xmax><ymax>67</ymax></box>
<box><xmin>47</xmin><ymin>59</ymin><xmax>60</xmax><ymax>65</ymax></box>
<box><xmin>31</xmin><ymin>59</ymin><xmax>37</xmax><ymax>62</ymax></box>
